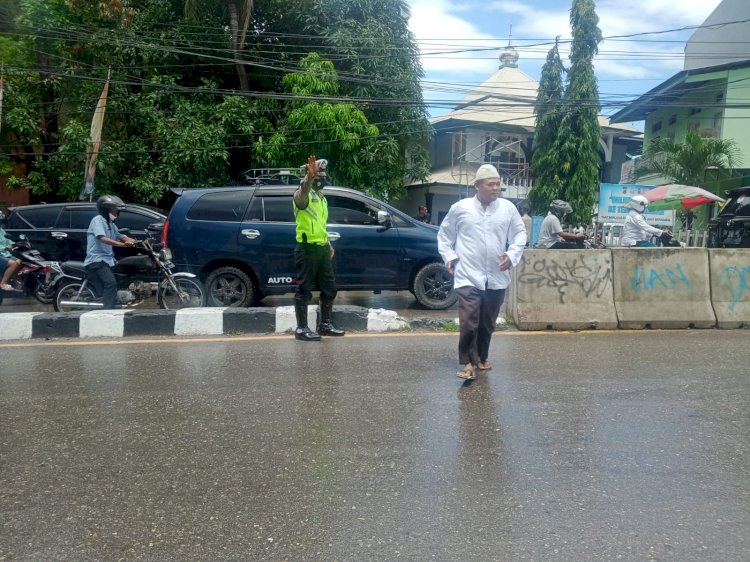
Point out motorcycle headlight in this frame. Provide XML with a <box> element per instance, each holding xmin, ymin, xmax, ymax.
<box><xmin>159</xmin><ymin>248</ymin><xmax>173</xmax><ymax>261</ymax></box>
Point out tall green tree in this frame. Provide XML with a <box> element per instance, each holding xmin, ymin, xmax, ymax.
<box><xmin>636</xmin><ymin>130</ymin><xmax>740</xmax><ymax>187</ymax></box>
<box><xmin>529</xmin><ymin>38</ymin><xmax>565</xmax><ymax>214</ymax></box>
<box><xmin>253</xmin><ymin>53</ymin><xmax>397</xmax><ymax>195</ymax></box>
<box><xmin>557</xmin><ymin>0</ymin><xmax>603</xmax><ymax>225</ymax></box>
<box><xmin>312</xmin><ymin>0</ymin><xmax>431</xmax><ymax>199</ymax></box>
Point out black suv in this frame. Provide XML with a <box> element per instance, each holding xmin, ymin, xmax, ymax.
<box><xmin>163</xmin><ymin>184</ymin><xmax>457</xmax><ymax>309</ymax></box>
<box><xmin>708</xmin><ymin>186</ymin><xmax>750</xmax><ymax>248</ymax></box>
<box><xmin>4</xmin><ymin>202</ymin><xmax>166</xmax><ymax>261</ymax></box>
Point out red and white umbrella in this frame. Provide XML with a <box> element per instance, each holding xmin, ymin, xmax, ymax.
<box><xmin>641</xmin><ymin>184</ymin><xmax>725</xmax><ymax>211</ymax></box>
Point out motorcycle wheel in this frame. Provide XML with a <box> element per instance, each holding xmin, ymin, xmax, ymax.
<box><xmin>33</xmin><ymin>280</ymin><xmax>55</xmax><ymax>305</ymax></box>
<box><xmin>54</xmin><ymin>282</ymin><xmax>97</xmax><ymax>312</ymax></box>
<box><xmin>157</xmin><ymin>277</ymin><xmax>205</xmax><ymax>310</ymax></box>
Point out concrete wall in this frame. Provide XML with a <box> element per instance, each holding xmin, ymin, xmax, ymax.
<box><xmin>511</xmin><ymin>248</ymin><xmax>750</xmax><ymax>330</ymax></box>
<box><xmin>612</xmin><ymin>248</ymin><xmax>715</xmax><ymax>329</ymax></box>
<box><xmin>709</xmin><ymin>249</ymin><xmax>750</xmax><ymax>328</ymax></box>
<box><xmin>511</xmin><ymin>249</ymin><xmax>618</xmax><ymax>330</ymax></box>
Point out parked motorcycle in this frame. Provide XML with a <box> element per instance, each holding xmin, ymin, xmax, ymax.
<box><xmin>0</xmin><ymin>235</ymin><xmax>66</xmax><ymax>306</ymax></box>
<box><xmin>53</xmin><ymin>235</ymin><xmax>205</xmax><ymax>312</ymax></box>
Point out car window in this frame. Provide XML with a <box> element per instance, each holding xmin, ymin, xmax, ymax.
<box><xmin>326</xmin><ymin>195</ymin><xmax>380</xmax><ymax>226</ymax></box>
<box><xmin>15</xmin><ymin>206</ymin><xmax>61</xmax><ymax>228</ymax></box>
<box><xmin>119</xmin><ymin>210</ymin><xmax>160</xmax><ymax>231</ymax></box>
<box><xmin>719</xmin><ymin>192</ymin><xmax>750</xmax><ymax>217</ymax></box>
<box><xmin>56</xmin><ymin>208</ymin><xmax>95</xmax><ymax>229</ymax></box>
<box><xmin>245</xmin><ymin>195</ymin><xmax>295</xmax><ymax>223</ymax></box>
<box><xmin>187</xmin><ymin>191</ymin><xmax>252</xmax><ymax>222</ymax></box>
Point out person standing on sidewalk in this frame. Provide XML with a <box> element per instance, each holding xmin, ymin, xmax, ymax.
<box><xmin>438</xmin><ymin>164</ymin><xmax>527</xmax><ymax>380</ymax></box>
<box><xmin>292</xmin><ymin>155</ymin><xmax>345</xmax><ymax>341</ymax></box>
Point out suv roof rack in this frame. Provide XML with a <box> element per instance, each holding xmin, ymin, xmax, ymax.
<box><xmin>242</xmin><ymin>167</ymin><xmax>304</xmax><ymax>186</ymax></box>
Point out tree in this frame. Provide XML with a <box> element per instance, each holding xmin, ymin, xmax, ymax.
<box><xmin>184</xmin><ymin>0</ymin><xmax>253</xmax><ymax>91</ymax></box>
<box><xmin>312</xmin><ymin>0</ymin><xmax>431</xmax><ymax>199</ymax></box>
<box><xmin>636</xmin><ymin>130</ymin><xmax>740</xmax><ymax>187</ymax></box>
<box><xmin>529</xmin><ymin>38</ymin><xmax>565</xmax><ymax>214</ymax></box>
<box><xmin>253</xmin><ymin>53</ymin><xmax>397</xmax><ymax>195</ymax></box>
<box><xmin>556</xmin><ymin>0</ymin><xmax>602</xmax><ymax>225</ymax></box>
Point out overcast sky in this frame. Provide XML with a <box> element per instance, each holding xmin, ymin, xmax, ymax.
<box><xmin>406</xmin><ymin>0</ymin><xmax>725</xmax><ymax>124</ymax></box>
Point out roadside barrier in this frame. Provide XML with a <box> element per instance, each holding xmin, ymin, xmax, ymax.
<box><xmin>511</xmin><ymin>249</ymin><xmax>618</xmax><ymax>330</ymax></box>
<box><xmin>511</xmin><ymin>248</ymin><xmax>750</xmax><ymax>330</ymax></box>
<box><xmin>0</xmin><ymin>306</ymin><xmax>408</xmax><ymax>341</ymax></box>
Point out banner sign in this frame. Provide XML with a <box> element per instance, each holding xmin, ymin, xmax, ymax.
<box><xmin>598</xmin><ymin>183</ymin><xmax>674</xmax><ymax>226</ymax></box>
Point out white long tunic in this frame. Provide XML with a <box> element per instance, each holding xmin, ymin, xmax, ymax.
<box><xmin>437</xmin><ymin>196</ymin><xmax>527</xmax><ymax>290</ymax></box>
<box><xmin>621</xmin><ymin>210</ymin><xmax>663</xmax><ymax>246</ymax></box>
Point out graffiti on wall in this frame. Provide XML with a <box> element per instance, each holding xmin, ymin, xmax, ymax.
<box><xmin>629</xmin><ymin>263</ymin><xmax>691</xmax><ymax>292</ymax></box>
<box><xmin>720</xmin><ymin>265</ymin><xmax>750</xmax><ymax>312</ymax></box>
<box><xmin>517</xmin><ymin>255</ymin><xmax>612</xmax><ymax>304</ymax></box>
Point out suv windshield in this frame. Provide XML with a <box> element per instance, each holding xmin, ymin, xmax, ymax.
<box><xmin>718</xmin><ymin>191</ymin><xmax>750</xmax><ymax>217</ymax></box>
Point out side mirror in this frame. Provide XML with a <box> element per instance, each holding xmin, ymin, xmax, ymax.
<box><xmin>377</xmin><ymin>210</ymin><xmax>392</xmax><ymax>225</ymax></box>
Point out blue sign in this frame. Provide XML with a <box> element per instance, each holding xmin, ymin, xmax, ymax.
<box><xmin>597</xmin><ymin>183</ymin><xmax>674</xmax><ymax>226</ymax></box>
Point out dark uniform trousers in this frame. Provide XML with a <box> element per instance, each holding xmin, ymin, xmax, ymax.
<box><xmin>294</xmin><ymin>243</ymin><xmax>337</xmax><ymax>305</ymax></box>
<box><xmin>456</xmin><ymin>285</ymin><xmax>506</xmax><ymax>366</ymax></box>
<box><xmin>85</xmin><ymin>261</ymin><xmax>118</xmax><ymax>310</ymax></box>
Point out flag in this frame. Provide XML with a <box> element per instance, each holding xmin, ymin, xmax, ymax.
<box><xmin>81</xmin><ymin>74</ymin><xmax>110</xmax><ymax>200</ymax></box>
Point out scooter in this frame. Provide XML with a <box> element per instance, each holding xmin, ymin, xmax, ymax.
<box><xmin>0</xmin><ymin>235</ymin><xmax>67</xmax><ymax>306</ymax></box>
<box><xmin>52</xmin><ymin>234</ymin><xmax>205</xmax><ymax>312</ymax></box>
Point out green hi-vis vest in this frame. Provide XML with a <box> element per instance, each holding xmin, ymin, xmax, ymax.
<box><xmin>294</xmin><ymin>191</ymin><xmax>329</xmax><ymax>244</ymax></box>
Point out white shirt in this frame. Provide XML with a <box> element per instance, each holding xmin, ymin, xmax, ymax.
<box><xmin>621</xmin><ymin>210</ymin><xmax>663</xmax><ymax>246</ymax></box>
<box><xmin>438</xmin><ymin>196</ymin><xmax>527</xmax><ymax>290</ymax></box>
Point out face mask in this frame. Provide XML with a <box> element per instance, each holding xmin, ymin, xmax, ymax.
<box><xmin>109</xmin><ymin>212</ymin><xmax>118</xmax><ymax>221</ymax></box>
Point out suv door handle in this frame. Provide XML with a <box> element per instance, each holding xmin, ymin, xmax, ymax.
<box><xmin>328</xmin><ymin>231</ymin><xmax>341</xmax><ymax>241</ymax></box>
<box><xmin>241</xmin><ymin>229</ymin><xmax>261</xmax><ymax>239</ymax></box>
<box><xmin>51</xmin><ymin>232</ymin><xmax>68</xmax><ymax>239</ymax></box>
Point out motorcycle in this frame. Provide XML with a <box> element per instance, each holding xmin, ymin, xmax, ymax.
<box><xmin>0</xmin><ymin>235</ymin><xmax>66</xmax><ymax>306</ymax></box>
<box><xmin>53</xmin><ymin>234</ymin><xmax>205</xmax><ymax>312</ymax></box>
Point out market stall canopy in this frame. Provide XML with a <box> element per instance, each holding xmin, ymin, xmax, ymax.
<box><xmin>642</xmin><ymin>184</ymin><xmax>725</xmax><ymax>211</ymax></box>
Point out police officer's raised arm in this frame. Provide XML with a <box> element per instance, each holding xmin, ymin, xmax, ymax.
<box><xmin>293</xmin><ymin>155</ymin><xmax>319</xmax><ymax>210</ymax></box>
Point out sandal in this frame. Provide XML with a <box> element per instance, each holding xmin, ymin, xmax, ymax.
<box><xmin>456</xmin><ymin>366</ymin><xmax>476</xmax><ymax>380</ymax></box>
<box><xmin>1</xmin><ymin>283</ymin><xmax>16</xmax><ymax>292</ymax></box>
<box><xmin>477</xmin><ymin>362</ymin><xmax>492</xmax><ymax>371</ymax></box>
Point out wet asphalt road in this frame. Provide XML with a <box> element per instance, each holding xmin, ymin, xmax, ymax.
<box><xmin>1</xmin><ymin>330</ymin><xmax>749</xmax><ymax>561</ymax></box>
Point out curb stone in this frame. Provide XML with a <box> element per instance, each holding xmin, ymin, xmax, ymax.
<box><xmin>0</xmin><ymin>305</ymin><xmax>411</xmax><ymax>341</ymax></box>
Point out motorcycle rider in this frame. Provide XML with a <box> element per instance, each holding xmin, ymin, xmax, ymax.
<box><xmin>621</xmin><ymin>195</ymin><xmax>666</xmax><ymax>247</ymax></box>
<box><xmin>84</xmin><ymin>195</ymin><xmax>136</xmax><ymax>309</ymax></box>
<box><xmin>0</xmin><ymin>211</ymin><xmax>21</xmax><ymax>291</ymax></box>
<box><xmin>534</xmin><ymin>199</ymin><xmax>587</xmax><ymax>249</ymax></box>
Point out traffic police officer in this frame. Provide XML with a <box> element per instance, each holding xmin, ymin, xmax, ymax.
<box><xmin>292</xmin><ymin>155</ymin><xmax>345</xmax><ymax>341</ymax></box>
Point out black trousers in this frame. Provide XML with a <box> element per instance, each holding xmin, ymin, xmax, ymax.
<box><xmin>294</xmin><ymin>243</ymin><xmax>337</xmax><ymax>305</ymax></box>
<box><xmin>456</xmin><ymin>285</ymin><xmax>506</xmax><ymax>366</ymax></box>
<box><xmin>85</xmin><ymin>261</ymin><xmax>118</xmax><ymax>309</ymax></box>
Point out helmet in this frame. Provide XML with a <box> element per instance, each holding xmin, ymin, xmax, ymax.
<box><xmin>629</xmin><ymin>195</ymin><xmax>649</xmax><ymax>213</ymax></box>
<box><xmin>96</xmin><ymin>195</ymin><xmax>126</xmax><ymax>218</ymax></box>
<box><xmin>549</xmin><ymin>199</ymin><xmax>572</xmax><ymax>218</ymax></box>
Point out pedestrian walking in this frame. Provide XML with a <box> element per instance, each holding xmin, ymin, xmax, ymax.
<box><xmin>292</xmin><ymin>155</ymin><xmax>345</xmax><ymax>341</ymax></box>
<box><xmin>438</xmin><ymin>164</ymin><xmax>527</xmax><ymax>380</ymax></box>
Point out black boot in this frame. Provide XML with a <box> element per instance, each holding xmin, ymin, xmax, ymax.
<box><xmin>294</xmin><ymin>300</ymin><xmax>321</xmax><ymax>341</ymax></box>
<box><xmin>318</xmin><ymin>301</ymin><xmax>345</xmax><ymax>337</ymax></box>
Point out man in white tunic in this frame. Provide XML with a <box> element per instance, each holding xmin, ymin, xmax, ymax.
<box><xmin>438</xmin><ymin>164</ymin><xmax>527</xmax><ymax>380</ymax></box>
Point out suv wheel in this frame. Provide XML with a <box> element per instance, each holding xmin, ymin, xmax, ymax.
<box><xmin>205</xmin><ymin>267</ymin><xmax>254</xmax><ymax>307</ymax></box>
<box><xmin>413</xmin><ymin>262</ymin><xmax>457</xmax><ymax>310</ymax></box>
